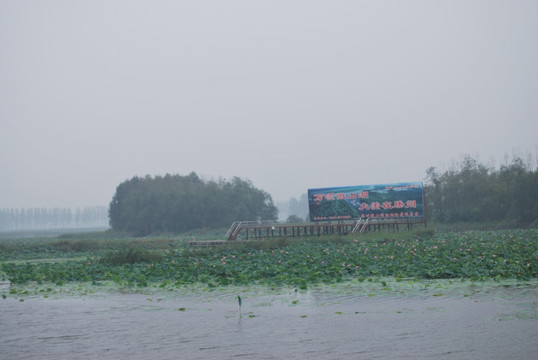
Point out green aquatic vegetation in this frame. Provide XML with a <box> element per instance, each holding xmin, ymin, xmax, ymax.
<box><xmin>0</xmin><ymin>232</ymin><xmax>187</xmax><ymax>262</ymax></box>
<box><xmin>1</xmin><ymin>229</ymin><xmax>536</xmax><ymax>290</ymax></box>
<box><xmin>98</xmin><ymin>248</ymin><xmax>163</xmax><ymax>265</ymax></box>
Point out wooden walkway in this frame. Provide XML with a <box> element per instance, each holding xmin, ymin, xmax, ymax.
<box><xmin>226</xmin><ymin>218</ymin><xmax>425</xmax><ymax>241</ymax></box>
<box><xmin>184</xmin><ymin>218</ymin><xmax>426</xmax><ymax>247</ymax></box>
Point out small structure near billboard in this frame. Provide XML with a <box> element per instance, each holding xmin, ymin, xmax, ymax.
<box><xmin>308</xmin><ymin>182</ymin><xmax>425</xmax><ymax>222</ymax></box>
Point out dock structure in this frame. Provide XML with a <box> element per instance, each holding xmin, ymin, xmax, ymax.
<box><xmin>226</xmin><ymin>217</ymin><xmax>425</xmax><ymax>241</ymax></box>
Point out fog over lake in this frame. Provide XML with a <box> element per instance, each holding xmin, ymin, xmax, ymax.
<box><xmin>1</xmin><ymin>1</ymin><xmax>537</xmax><ymax>209</ymax></box>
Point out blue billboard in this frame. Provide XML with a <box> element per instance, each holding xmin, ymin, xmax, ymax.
<box><xmin>308</xmin><ymin>182</ymin><xmax>425</xmax><ymax>221</ymax></box>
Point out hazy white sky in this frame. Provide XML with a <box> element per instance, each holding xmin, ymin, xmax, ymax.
<box><xmin>1</xmin><ymin>0</ymin><xmax>537</xmax><ymax>209</ymax></box>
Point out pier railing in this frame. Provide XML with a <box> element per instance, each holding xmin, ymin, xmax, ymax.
<box><xmin>226</xmin><ymin>217</ymin><xmax>425</xmax><ymax>240</ymax></box>
<box><xmin>226</xmin><ymin>220</ymin><xmax>282</xmax><ymax>240</ymax></box>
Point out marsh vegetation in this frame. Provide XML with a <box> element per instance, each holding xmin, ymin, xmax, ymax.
<box><xmin>1</xmin><ymin>229</ymin><xmax>536</xmax><ymax>293</ymax></box>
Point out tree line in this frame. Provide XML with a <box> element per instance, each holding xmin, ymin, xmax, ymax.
<box><xmin>425</xmin><ymin>155</ymin><xmax>537</xmax><ymax>225</ymax></box>
<box><xmin>276</xmin><ymin>155</ymin><xmax>537</xmax><ymax>226</ymax></box>
<box><xmin>3</xmin><ymin>156</ymin><xmax>535</xmax><ymax>234</ymax></box>
<box><xmin>0</xmin><ymin>206</ymin><xmax>109</xmax><ymax>231</ymax></box>
<box><xmin>108</xmin><ymin>172</ymin><xmax>278</xmax><ymax>236</ymax></box>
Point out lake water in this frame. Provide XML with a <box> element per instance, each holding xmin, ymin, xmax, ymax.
<box><xmin>1</xmin><ymin>280</ymin><xmax>537</xmax><ymax>359</ymax></box>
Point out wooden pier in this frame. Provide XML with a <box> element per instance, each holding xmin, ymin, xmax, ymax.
<box><xmin>226</xmin><ymin>218</ymin><xmax>425</xmax><ymax>241</ymax></box>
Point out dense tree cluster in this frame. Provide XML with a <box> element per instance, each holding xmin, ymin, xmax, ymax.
<box><xmin>425</xmin><ymin>156</ymin><xmax>537</xmax><ymax>225</ymax></box>
<box><xmin>108</xmin><ymin>172</ymin><xmax>278</xmax><ymax>236</ymax></box>
<box><xmin>0</xmin><ymin>206</ymin><xmax>108</xmax><ymax>231</ymax></box>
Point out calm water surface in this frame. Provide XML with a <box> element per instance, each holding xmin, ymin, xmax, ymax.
<box><xmin>1</xmin><ymin>281</ymin><xmax>537</xmax><ymax>359</ymax></box>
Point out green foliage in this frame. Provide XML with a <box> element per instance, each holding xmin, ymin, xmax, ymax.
<box><xmin>414</xmin><ymin>228</ymin><xmax>435</xmax><ymax>239</ymax></box>
<box><xmin>108</xmin><ymin>173</ymin><xmax>278</xmax><ymax>236</ymax></box>
<box><xmin>2</xmin><ymin>229</ymin><xmax>536</xmax><ymax>289</ymax></box>
<box><xmin>425</xmin><ymin>155</ymin><xmax>537</xmax><ymax>225</ymax></box>
<box><xmin>98</xmin><ymin>248</ymin><xmax>163</xmax><ymax>265</ymax></box>
<box><xmin>0</xmin><ymin>231</ymin><xmax>188</xmax><ymax>262</ymax></box>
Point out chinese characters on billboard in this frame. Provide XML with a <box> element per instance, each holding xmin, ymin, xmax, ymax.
<box><xmin>308</xmin><ymin>182</ymin><xmax>425</xmax><ymax>221</ymax></box>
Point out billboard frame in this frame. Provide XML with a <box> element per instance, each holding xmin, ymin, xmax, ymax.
<box><xmin>308</xmin><ymin>181</ymin><xmax>425</xmax><ymax>223</ymax></box>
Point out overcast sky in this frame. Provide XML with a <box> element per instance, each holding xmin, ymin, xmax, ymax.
<box><xmin>1</xmin><ymin>0</ymin><xmax>537</xmax><ymax>209</ymax></box>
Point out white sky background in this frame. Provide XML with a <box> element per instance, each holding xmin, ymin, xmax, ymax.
<box><xmin>1</xmin><ymin>0</ymin><xmax>537</xmax><ymax>209</ymax></box>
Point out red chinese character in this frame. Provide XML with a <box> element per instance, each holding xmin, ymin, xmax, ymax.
<box><xmin>358</xmin><ymin>191</ymin><xmax>369</xmax><ymax>199</ymax></box>
<box><xmin>347</xmin><ymin>192</ymin><xmax>357</xmax><ymax>199</ymax></box>
<box><xmin>336</xmin><ymin>193</ymin><xmax>346</xmax><ymax>200</ymax></box>
<box><xmin>393</xmin><ymin>200</ymin><xmax>405</xmax><ymax>208</ymax></box>
<box><xmin>325</xmin><ymin>193</ymin><xmax>335</xmax><ymax>201</ymax></box>
<box><xmin>405</xmin><ymin>200</ymin><xmax>417</xmax><ymax>208</ymax></box>
<box><xmin>359</xmin><ymin>203</ymin><xmax>370</xmax><ymax>211</ymax></box>
<box><xmin>382</xmin><ymin>201</ymin><xmax>392</xmax><ymax>209</ymax></box>
<box><xmin>314</xmin><ymin>194</ymin><xmax>324</xmax><ymax>202</ymax></box>
<box><xmin>370</xmin><ymin>202</ymin><xmax>381</xmax><ymax>210</ymax></box>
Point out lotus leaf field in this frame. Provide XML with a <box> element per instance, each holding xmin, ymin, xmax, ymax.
<box><xmin>1</xmin><ymin>229</ymin><xmax>537</xmax><ymax>291</ymax></box>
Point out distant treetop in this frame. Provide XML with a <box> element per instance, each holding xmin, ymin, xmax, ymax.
<box><xmin>108</xmin><ymin>172</ymin><xmax>278</xmax><ymax>236</ymax></box>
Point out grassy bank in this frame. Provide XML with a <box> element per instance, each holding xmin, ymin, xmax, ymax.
<box><xmin>1</xmin><ymin>229</ymin><xmax>536</xmax><ymax>291</ymax></box>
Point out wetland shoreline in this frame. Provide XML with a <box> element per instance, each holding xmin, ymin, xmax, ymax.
<box><xmin>2</xmin><ymin>229</ymin><xmax>537</xmax><ymax>359</ymax></box>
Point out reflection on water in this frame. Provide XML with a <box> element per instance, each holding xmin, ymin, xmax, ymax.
<box><xmin>1</xmin><ymin>281</ymin><xmax>537</xmax><ymax>359</ymax></box>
